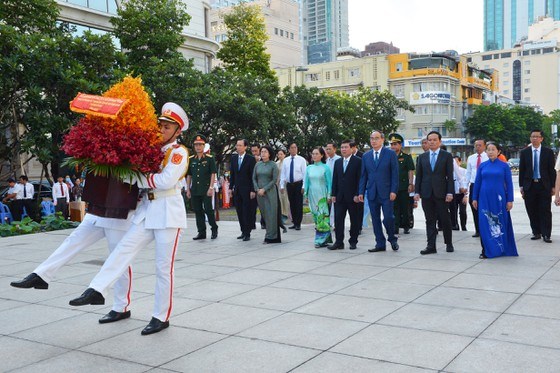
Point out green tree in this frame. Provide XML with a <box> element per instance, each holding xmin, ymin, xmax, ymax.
<box><xmin>111</xmin><ymin>0</ymin><xmax>197</xmax><ymax>109</ymax></box>
<box><xmin>0</xmin><ymin>1</ymin><xmax>125</xmax><ymax>181</ymax></box>
<box><xmin>216</xmin><ymin>2</ymin><xmax>274</xmax><ymax>79</ymax></box>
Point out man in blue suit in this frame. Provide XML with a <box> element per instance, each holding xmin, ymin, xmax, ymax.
<box><xmin>359</xmin><ymin>130</ymin><xmax>399</xmax><ymax>252</ymax></box>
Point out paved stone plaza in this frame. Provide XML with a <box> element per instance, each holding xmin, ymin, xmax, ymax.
<box><xmin>1</xmin><ymin>181</ymin><xmax>559</xmax><ymax>372</ymax></box>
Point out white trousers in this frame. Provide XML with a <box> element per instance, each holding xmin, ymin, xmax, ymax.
<box><xmin>34</xmin><ymin>216</ymin><xmax>132</xmax><ymax>312</ymax></box>
<box><xmin>89</xmin><ymin>223</ymin><xmax>182</xmax><ymax>322</ymax></box>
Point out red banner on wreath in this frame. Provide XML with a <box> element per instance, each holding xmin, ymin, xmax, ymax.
<box><xmin>70</xmin><ymin>93</ymin><xmax>128</xmax><ymax>119</ymax></box>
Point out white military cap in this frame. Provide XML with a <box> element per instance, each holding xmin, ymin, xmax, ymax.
<box><xmin>158</xmin><ymin>102</ymin><xmax>189</xmax><ymax>131</ymax></box>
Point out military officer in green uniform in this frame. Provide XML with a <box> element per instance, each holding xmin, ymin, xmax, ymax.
<box><xmin>389</xmin><ymin>133</ymin><xmax>415</xmax><ymax>234</ymax></box>
<box><xmin>186</xmin><ymin>134</ymin><xmax>218</xmax><ymax>240</ymax></box>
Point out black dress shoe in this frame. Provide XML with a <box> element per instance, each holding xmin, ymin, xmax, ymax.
<box><xmin>10</xmin><ymin>273</ymin><xmax>48</xmax><ymax>289</ymax></box>
<box><xmin>531</xmin><ymin>234</ymin><xmax>542</xmax><ymax>240</ymax></box>
<box><xmin>461</xmin><ymin>226</ymin><xmax>467</xmax><ymax>231</ymax></box>
<box><xmin>472</xmin><ymin>233</ymin><xmax>480</xmax><ymax>238</ymax></box>
<box><xmin>141</xmin><ymin>317</ymin><xmax>169</xmax><ymax>335</ymax></box>
<box><xmin>282</xmin><ymin>227</ymin><xmax>288</xmax><ymax>233</ymax></box>
<box><xmin>288</xmin><ymin>225</ymin><xmax>297</xmax><ymax>229</ymax></box>
<box><xmin>211</xmin><ymin>229</ymin><xmax>218</xmax><ymax>239</ymax></box>
<box><xmin>446</xmin><ymin>245</ymin><xmax>455</xmax><ymax>252</ymax></box>
<box><xmin>391</xmin><ymin>242</ymin><xmax>399</xmax><ymax>251</ymax></box>
<box><xmin>69</xmin><ymin>288</ymin><xmax>105</xmax><ymax>306</ymax></box>
<box><xmin>403</xmin><ymin>229</ymin><xmax>410</xmax><ymax>234</ymax></box>
<box><xmin>193</xmin><ymin>233</ymin><xmax>206</xmax><ymax>240</ymax></box>
<box><xmin>327</xmin><ymin>243</ymin><xmax>344</xmax><ymax>250</ymax></box>
<box><xmin>99</xmin><ymin>310</ymin><xmax>131</xmax><ymax>324</ymax></box>
<box><xmin>368</xmin><ymin>247</ymin><xmax>386</xmax><ymax>252</ymax></box>
<box><xmin>349</xmin><ymin>244</ymin><xmax>357</xmax><ymax>250</ymax></box>
<box><xmin>295</xmin><ymin>226</ymin><xmax>301</xmax><ymax>231</ymax></box>
<box><xmin>420</xmin><ymin>248</ymin><xmax>437</xmax><ymax>255</ymax></box>
<box><xmin>237</xmin><ymin>234</ymin><xmax>245</xmax><ymax>239</ymax></box>
<box><xmin>543</xmin><ymin>236</ymin><xmax>552</xmax><ymax>243</ymax></box>
<box><xmin>243</xmin><ymin>236</ymin><xmax>251</xmax><ymax>241</ymax></box>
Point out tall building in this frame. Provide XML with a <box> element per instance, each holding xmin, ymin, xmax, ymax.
<box><xmin>362</xmin><ymin>41</ymin><xmax>400</xmax><ymax>56</ymax></box>
<box><xmin>484</xmin><ymin>0</ymin><xmax>560</xmax><ymax>51</ymax></box>
<box><xmin>302</xmin><ymin>0</ymin><xmax>349</xmax><ymax>64</ymax></box>
<box><xmin>209</xmin><ymin>0</ymin><xmax>301</xmax><ymax>69</ymax></box>
<box><xmin>470</xmin><ymin>17</ymin><xmax>560</xmax><ymax>113</ymax></box>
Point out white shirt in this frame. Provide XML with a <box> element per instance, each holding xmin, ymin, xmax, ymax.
<box><xmin>20</xmin><ymin>183</ymin><xmax>34</xmax><ymax>200</ymax></box>
<box><xmin>52</xmin><ymin>182</ymin><xmax>70</xmax><ymax>202</ymax></box>
<box><xmin>465</xmin><ymin>152</ymin><xmax>489</xmax><ymax>185</ymax></box>
<box><xmin>7</xmin><ymin>184</ymin><xmax>22</xmax><ymax>201</ymax></box>
<box><xmin>280</xmin><ymin>154</ymin><xmax>307</xmax><ymax>188</ymax></box>
<box><xmin>453</xmin><ymin>164</ymin><xmax>467</xmax><ymax>193</ymax></box>
<box><xmin>555</xmin><ymin>153</ymin><xmax>560</xmax><ymax>171</ymax></box>
<box><xmin>326</xmin><ymin>154</ymin><xmax>341</xmax><ymax>175</ymax></box>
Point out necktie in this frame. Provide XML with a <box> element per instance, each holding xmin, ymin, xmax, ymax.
<box><xmin>343</xmin><ymin>158</ymin><xmax>348</xmax><ymax>172</ymax></box>
<box><xmin>289</xmin><ymin>156</ymin><xmax>295</xmax><ymax>183</ymax></box>
<box><xmin>374</xmin><ymin>151</ymin><xmax>379</xmax><ymax>164</ymax></box>
<box><xmin>533</xmin><ymin>149</ymin><xmax>540</xmax><ymax>179</ymax></box>
<box><xmin>60</xmin><ymin>182</ymin><xmax>64</xmax><ymax>196</ymax></box>
<box><xmin>476</xmin><ymin>154</ymin><xmax>481</xmax><ymax>169</ymax></box>
<box><xmin>431</xmin><ymin>152</ymin><xmax>437</xmax><ymax>171</ymax></box>
<box><xmin>238</xmin><ymin>156</ymin><xmax>242</xmax><ymax>170</ymax></box>
<box><xmin>23</xmin><ymin>184</ymin><xmax>27</xmax><ymax>198</ymax></box>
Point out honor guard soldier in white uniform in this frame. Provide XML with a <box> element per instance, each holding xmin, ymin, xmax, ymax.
<box><xmin>69</xmin><ymin>102</ymin><xmax>190</xmax><ymax>336</ymax></box>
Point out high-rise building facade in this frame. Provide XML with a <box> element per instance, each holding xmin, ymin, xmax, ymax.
<box><xmin>302</xmin><ymin>0</ymin><xmax>349</xmax><ymax>64</ymax></box>
<box><xmin>484</xmin><ymin>0</ymin><xmax>560</xmax><ymax>51</ymax></box>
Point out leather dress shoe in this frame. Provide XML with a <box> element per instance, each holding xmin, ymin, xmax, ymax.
<box><xmin>420</xmin><ymin>248</ymin><xmax>437</xmax><ymax>255</ymax></box>
<box><xmin>391</xmin><ymin>242</ymin><xmax>399</xmax><ymax>251</ymax></box>
<box><xmin>295</xmin><ymin>226</ymin><xmax>301</xmax><ymax>231</ymax></box>
<box><xmin>99</xmin><ymin>310</ymin><xmax>131</xmax><ymax>324</ymax></box>
<box><xmin>237</xmin><ymin>234</ymin><xmax>245</xmax><ymax>239</ymax></box>
<box><xmin>10</xmin><ymin>273</ymin><xmax>48</xmax><ymax>289</ymax></box>
<box><xmin>327</xmin><ymin>243</ymin><xmax>344</xmax><ymax>250</ymax></box>
<box><xmin>192</xmin><ymin>233</ymin><xmax>206</xmax><ymax>240</ymax></box>
<box><xmin>141</xmin><ymin>317</ymin><xmax>169</xmax><ymax>335</ymax></box>
<box><xmin>368</xmin><ymin>247</ymin><xmax>386</xmax><ymax>252</ymax></box>
<box><xmin>243</xmin><ymin>236</ymin><xmax>251</xmax><ymax>241</ymax></box>
<box><xmin>69</xmin><ymin>288</ymin><xmax>105</xmax><ymax>306</ymax></box>
<box><xmin>543</xmin><ymin>236</ymin><xmax>552</xmax><ymax>243</ymax></box>
<box><xmin>349</xmin><ymin>244</ymin><xmax>357</xmax><ymax>250</ymax></box>
<box><xmin>472</xmin><ymin>233</ymin><xmax>480</xmax><ymax>238</ymax></box>
<box><xmin>288</xmin><ymin>225</ymin><xmax>297</xmax><ymax>229</ymax></box>
<box><xmin>531</xmin><ymin>234</ymin><xmax>542</xmax><ymax>240</ymax></box>
<box><xmin>211</xmin><ymin>229</ymin><xmax>218</xmax><ymax>239</ymax></box>
<box><xmin>403</xmin><ymin>229</ymin><xmax>410</xmax><ymax>234</ymax></box>
<box><xmin>446</xmin><ymin>245</ymin><xmax>455</xmax><ymax>252</ymax></box>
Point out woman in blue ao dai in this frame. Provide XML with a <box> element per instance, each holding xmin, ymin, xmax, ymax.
<box><xmin>472</xmin><ymin>142</ymin><xmax>518</xmax><ymax>259</ymax></box>
<box><xmin>304</xmin><ymin>147</ymin><xmax>333</xmax><ymax>248</ymax></box>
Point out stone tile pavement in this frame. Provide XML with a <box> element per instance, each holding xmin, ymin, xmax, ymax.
<box><xmin>1</xmin><ymin>193</ymin><xmax>559</xmax><ymax>372</ymax></box>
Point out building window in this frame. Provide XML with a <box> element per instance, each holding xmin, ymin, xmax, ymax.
<box><xmin>543</xmin><ymin>47</ymin><xmax>554</xmax><ymax>54</ymax></box>
<box><xmin>305</xmin><ymin>73</ymin><xmax>319</xmax><ymax>82</ymax></box>
<box><xmin>503</xmin><ymin>89</ymin><xmax>509</xmax><ymax>94</ymax></box>
<box><xmin>524</xmin><ymin>79</ymin><xmax>530</xmax><ymax>84</ymax></box>
<box><xmin>524</xmin><ymin>88</ymin><xmax>530</xmax><ymax>92</ymax></box>
<box><xmin>396</xmin><ymin>62</ymin><xmax>403</xmax><ymax>72</ymax></box>
<box><xmin>482</xmin><ymin>55</ymin><xmax>492</xmax><ymax>61</ymax></box>
<box><xmin>290</xmin><ymin>32</ymin><xmax>294</xmax><ymax>39</ymax></box>
<box><xmin>503</xmin><ymin>62</ymin><xmax>509</xmax><ymax>67</ymax></box>
<box><xmin>524</xmin><ymin>97</ymin><xmax>530</xmax><ymax>101</ymax></box>
<box><xmin>417</xmin><ymin>128</ymin><xmax>423</xmax><ymax>137</ymax></box>
<box><xmin>503</xmin><ymin>72</ymin><xmax>509</xmax><ymax>77</ymax></box>
<box><xmin>501</xmin><ymin>52</ymin><xmax>512</xmax><ymax>58</ymax></box>
<box><xmin>325</xmin><ymin>71</ymin><xmax>330</xmax><ymax>81</ymax></box>
<box><xmin>493</xmin><ymin>54</ymin><xmax>499</xmax><ymax>59</ymax></box>
<box><xmin>524</xmin><ymin>60</ymin><xmax>531</xmax><ymax>65</ymax></box>
<box><xmin>502</xmin><ymin>80</ymin><xmax>509</xmax><ymax>86</ymax></box>
<box><xmin>392</xmin><ymin>85</ymin><xmax>405</xmax><ymax>98</ymax></box>
<box><xmin>348</xmin><ymin>68</ymin><xmax>360</xmax><ymax>78</ymax></box>
<box><xmin>274</xmin><ymin>27</ymin><xmax>278</xmax><ymax>35</ymax></box>
<box><xmin>523</xmin><ymin>50</ymin><xmax>530</xmax><ymax>56</ymax></box>
<box><xmin>524</xmin><ymin>70</ymin><xmax>530</xmax><ymax>74</ymax></box>
<box><xmin>280</xmin><ymin>29</ymin><xmax>284</xmax><ymax>37</ymax></box>
<box><xmin>334</xmin><ymin>70</ymin><xmax>340</xmax><ymax>79</ymax></box>
<box><xmin>66</xmin><ymin>0</ymin><xmax>118</xmax><ymax>14</ymax></box>
<box><xmin>531</xmin><ymin>49</ymin><xmax>541</xmax><ymax>55</ymax></box>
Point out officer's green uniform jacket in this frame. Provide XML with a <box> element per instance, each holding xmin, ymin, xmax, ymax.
<box><xmin>187</xmin><ymin>154</ymin><xmax>217</xmax><ymax>195</ymax></box>
<box><xmin>397</xmin><ymin>151</ymin><xmax>415</xmax><ymax>190</ymax></box>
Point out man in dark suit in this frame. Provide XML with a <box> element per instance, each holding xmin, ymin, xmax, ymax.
<box><xmin>415</xmin><ymin>131</ymin><xmax>455</xmax><ymax>255</ymax></box>
<box><xmin>350</xmin><ymin>140</ymin><xmax>364</xmax><ymax>233</ymax></box>
<box><xmin>328</xmin><ymin>140</ymin><xmax>362</xmax><ymax>250</ymax></box>
<box><xmin>229</xmin><ymin>139</ymin><xmax>257</xmax><ymax>241</ymax></box>
<box><xmin>519</xmin><ymin>129</ymin><xmax>556</xmax><ymax>243</ymax></box>
<box><xmin>359</xmin><ymin>131</ymin><xmax>399</xmax><ymax>252</ymax></box>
